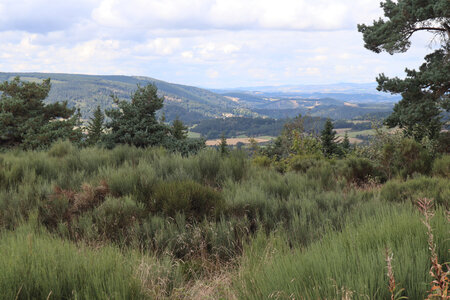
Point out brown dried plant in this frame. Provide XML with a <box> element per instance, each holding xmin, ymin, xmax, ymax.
<box><xmin>385</xmin><ymin>247</ymin><xmax>407</xmax><ymax>300</ymax></box>
<box><xmin>417</xmin><ymin>198</ymin><xmax>449</xmax><ymax>299</ymax></box>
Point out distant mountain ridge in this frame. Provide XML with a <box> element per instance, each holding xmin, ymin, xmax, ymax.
<box><xmin>0</xmin><ymin>72</ymin><xmax>395</xmax><ymax>123</ymax></box>
<box><xmin>0</xmin><ymin>72</ymin><xmax>241</xmax><ymax>124</ymax></box>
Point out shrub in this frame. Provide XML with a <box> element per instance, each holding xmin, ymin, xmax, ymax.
<box><xmin>288</xmin><ymin>154</ymin><xmax>324</xmax><ymax>173</ymax></box>
<box><xmin>432</xmin><ymin>154</ymin><xmax>450</xmax><ymax>177</ymax></box>
<box><xmin>380</xmin><ymin>176</ymin><xmax>450</xmax><ymax>207</ymax></box>
<box><xmin>94</xmin><ymin>196</ymin><xmax>145</xmax><ymax>242</ymax></box>
<box><xmin>38</xmin><ymin>181</ymin><xmax>110</xmax><ymax>233</ymax></box>
<box><xmin>219</xmin><ymin>150</ymin><xmax>249</xmax><ymax>182</ymax></box>
<box><xmin>396</xmin><ymin>138</ymin><xmax>433</xmax><ymax>178</ymax></box>
<box><xmin>252</xmin><ymin>155</ymin><xmax>272</xmax><ymax>168</ymax></box>
<box><xmin>48</xmin><ymin>140</ymin><xmax>76</xmax><ymax>158</ymax></box>
<box><xmin>339</xmin><ymin>156</ymin><xmax>383</xmax><ymax>184</ymax></box>
<box><xmin>153</xmin><ymin>180</ymin><xmax>224</xmax><ymax>220</ymax></box>
<box><xmin>196</xmin><ymin>150</ymin><xmax>222</xmax><ymax>186</ymax></box>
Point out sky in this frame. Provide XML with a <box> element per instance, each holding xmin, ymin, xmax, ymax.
<box><xmin>0</xmin><ymin>0</ymin><xmax>435</xmax><ymax>88</ymax></box>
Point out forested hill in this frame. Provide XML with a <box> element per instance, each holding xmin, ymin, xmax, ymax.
<box><xmin>0</xmin><ymin>72</ymin><xmax>242</xmax><ymax>124</ymax></box>
<box><xmin>0</xmin><ymin>72</ymin><xmax>395</xmax><ymax>124</ymax></box>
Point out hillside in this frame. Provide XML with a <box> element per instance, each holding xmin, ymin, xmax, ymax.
<box><xmin>0</xmin><ymin>72</ymin><xmax>240</xmax><ymax>124</ymax></box>
<box><xmin>0</xmin><ymin>72</ymin><xmax>395</xmax><ymax>124</ymax></box>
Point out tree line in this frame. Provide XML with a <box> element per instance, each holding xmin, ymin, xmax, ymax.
<box><xmin>0</xmin><ymin>77</ymin><xmax>204</xmax><ymax>155</ymax></box>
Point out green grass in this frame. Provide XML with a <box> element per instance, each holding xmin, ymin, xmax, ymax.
<box><xmin>236</xmin><ymin>205</ymin><xmax>449</xmax><ymax>299</ymax></box>
<box><xmin>344</xmin><ymin>129</ymin><xmax>376</xmax><ymax>138</ymax></box>
<box><xmin>0</xmin><ymin>223</ymin><xmax>145</xmax><ymax>299</ymax></box>
<box><xmin>0</xmin><ymin>143</ymin><xmax>448</xmax><ymax>298</ymax></box>
<box><xmin>187</xmin><ymin>131</ymin><xmax>201</xmax><ymax>138</ymax></box>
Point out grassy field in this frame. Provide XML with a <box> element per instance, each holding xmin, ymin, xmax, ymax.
<box><xmin>0</xmin><ymin>142</ymin><xmax>448</xmax><ymax>299</ymax></box>
<box><xmin>187</xmin><ymin>131</ymin><xmax>202</xmax><ymax>138</ymax></box>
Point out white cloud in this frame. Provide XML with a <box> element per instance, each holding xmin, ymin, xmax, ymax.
<box><xmin>0</xmin><ymin>0</ymin><xmax>432</xmax><ymax>88</ymax></box>
<box><xmin>89</xmin><ymin>0</ymin><xmax>383</xmax><ymax>31</ymax></box>
<box><xmin>207</xmin><ymin>69</ymin><xmax>219</xmax><ymax>78</ymax></box>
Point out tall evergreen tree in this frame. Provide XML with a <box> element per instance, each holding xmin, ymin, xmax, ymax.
<box><xmin>86</xmin><ymin>105</ymin><xmax>105</xmax><ymax>145</ymax></box>
<box><xmin>171</xmin><ymin>117</ymin><xmax>188</xmax><ymax>140</ymax></box>
<box><xmin>105</xmin><ymin>84</ymin><xmax>169</xmax><ymax>147</ymax></box>
<box><xmin>219</xmin><ymin>133</ymin><xmax>229</xmax><ymax>155</ymax></box>
<box><xmin>342</xmin><ymin>132</ymin><xmax>351</xmax><ymax>152</ymax></box>
<box><xmin>0</xmin><ymin>76</ymin><xmax>81</xmax><ymax>149</ymax></box>
<box><xmin>358</xmin><ymin>0</ymin><xmax>449</xmax><ymax>141</ymax></box>
<box><xmin>320</xmin><ymin>119</ymin><xmax>337</xmax><ymax>158</ymax></box>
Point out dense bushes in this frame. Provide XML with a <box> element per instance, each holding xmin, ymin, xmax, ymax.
<box><xmin>0</xmin><ymin>142</ymin><xmax>448</xmax><ymax>298</ymax></box>
<box><xmin>381</xmin><ymin>176</ymin><xmax>449</xmax><ymax>207</ymax></box>
<box><xmin>432</xmin><ymin>154</ymin><xmax>450</xmax><ymax>177</ymax></box>
<box><xmin>339</xmin><ymin>156</ymin><xmax>383</xmax><ymax>184</ymax></box>
<box><xmin>153</xmin><ymin>180</ymin><xmax>224</xmax><ymax>219</ymax></box>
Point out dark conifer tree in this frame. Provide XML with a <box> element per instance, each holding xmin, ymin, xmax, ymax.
<box><xmin>320</xmin><ymin>119</ymin><xmax>337</xmax><ymax>158</ymax></box>
<box><xmin>342</xmin><ymin>132</ymin><xmax>351</xmax><ymax>152</ymax></box>
<box><xmin>171</xmin><ymin>117</ymin><xmax>188</xmax><ymax>140</ymax></box>
<box><xmin>0</xmin><ymin>76</ymin><xmax>82</xmax><ymax>149</ymax></box>
<box><xmin>105</xmin><ymin>84</ymin><xmax>169</xmax><ymax>147</ymax></box>
<box><xmin>219</xmin><ymin>133</ymin><xmax>229</xmax><ymax>155</ymax></box>
<box><xmin>358</xmin><ymin>0</ymin><xmax>449</xmax><ymax>141</ymax></box>
<box><xmin>86</xmin><ymin>105</ymin><xmax>105</xmax><ymax>145</ymax></box>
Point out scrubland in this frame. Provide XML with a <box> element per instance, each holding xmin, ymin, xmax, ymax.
<box><xmin>0</xmin><ymin>141</ymin><xmax>448</xmax><ymax>299</ymax></box>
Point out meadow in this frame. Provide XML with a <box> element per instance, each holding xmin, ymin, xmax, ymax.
<box><xmin>0</xmin><ymin>141</ymin><xmax>448</xmax><ymax>299</ymax></box>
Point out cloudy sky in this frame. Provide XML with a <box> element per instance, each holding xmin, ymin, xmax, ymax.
<box><xmin>0</xmin><ymin>0</ymin><xmax>434</xmax><ymax>88</ymax></box>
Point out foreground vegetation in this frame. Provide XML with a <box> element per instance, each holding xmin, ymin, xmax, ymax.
<box><xmin>0</xmin><ymin>140</ymin><xmax>448</xmax><ymax>299</ymax></box>
<box><xmin>0</xmin><ymin>1</ymin><xmax>448</xmax><ymax>298</ymax></box>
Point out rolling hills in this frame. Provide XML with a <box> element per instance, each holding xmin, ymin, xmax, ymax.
<box><xmin>0</xmin><ymin>72</ymin><xmax>395</xmax><ymax>124</ymax></box>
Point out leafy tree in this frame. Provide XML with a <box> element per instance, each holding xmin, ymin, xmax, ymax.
<box><xmin>171</xmin><ymin>117</ymin><xmax>188</xmax><ymax>140</ymax></box>
<box><xmin>86</xmin><ymin>105</ymin><xmax>105</xmax><ymax>145</ymax></box>
<box><xmin>0</xmin><ymin>76</ymin><xmax>82</xmax><ymax>150</ymax></box>
<box><xmin>320</xmin><ymin>119</ymin><xmax>338</xmax><ymax>158</ymax></box>
<box><xmin>105</xmin><ymin>84</ymin><xmax>169</xmax><ymax>147</ymax></box>
<box><xmin>358</xmin><ymin>0</ymin><xmax>450</xmax><ymax>141</ymax></box>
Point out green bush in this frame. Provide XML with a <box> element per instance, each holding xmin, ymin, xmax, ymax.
<box><xmin>339</xmin><ymin>156</ymin><xmax>383</xmax><ymax>184</ymax></box>
<box><xmin>196</xmin><ymin>150</ymin><xmax>222</xmax><ymax>186</ymax></box>
<box><xmin>432</xmin><ymin>154</ymin><xmax>450</xmax><ymax>177</ymax></box>
<box><xmin>380</xmin><ymin>176</ymin><xmax>450</xmax><ymax>207</ymax></box>
<box><xmin>48</xmin><ymin>140</ymin><xmax>76</xmax><ymax>158</ymax></box>
<box><xmin>94</xmin><ymin>196</ymin><xmax>145</xmax><ymax>242</ymax></box>
<box><xmin>153</xmin><ymin>180</ymin><xmax>224</xmax><ymax>219</ymax></box>
<box><xmin>288</xmin><ymin>154</ymin><xmax>324</xmax><ymax>173</ymax></box>
<box><xmin>252</xmin><ymin>155</ymin><xmax>272</xmax><ymax>168</ymax></box>
<box><xmin>38</xmin><ymin>187</ymin><xmax>72</xmax><ymax>229</ymax></box>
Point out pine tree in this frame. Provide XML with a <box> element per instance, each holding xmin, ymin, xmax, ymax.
<box><xmin>171</xmin><ymin>117</ymin><xmax>188</xmax><ymax>140</ymax></box>
<box><xmin>105</xmin><ymin>84</ymin><xmax>169</xmax><ymax>147</ymax></box>
<box><xmin>358</xmin><ymin>0</ymin><xmax>449</xmax><ymax>141</ymax></box>
<box><xmin>320</xmin><ymin>119</ymin><xmax>337</xmax><ymax>158</ymax></box>
<box><xmin>342</xmin><ymin>132</ymin><xmax>351</xmax><ymax>152</ymax></box>
<box><xmin>86</xmin><ymin>105</ymin><xmax>105</xmax><ymax>145</ymax></box>
<box><xmin>0</xmin><ymin>76</ymin><xmax>81</xmax><ymax>150</ymax></box>
<box><xmin>219</xmin><ymin>133</ymin><xmax>229</xmax><ymax>155</ymax></box>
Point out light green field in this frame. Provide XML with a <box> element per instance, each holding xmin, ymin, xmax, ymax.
<box><xmin>187</xmin><ymin>131</ymin><xmax>201</xmax><ymax>138</ymax></box>
<box><xmin>345</xmin><ymin>129</ymin><xmax>376</xmax><ymax>138</ymax></box>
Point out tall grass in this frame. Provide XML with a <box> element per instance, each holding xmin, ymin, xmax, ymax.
<box><xmin>0</xmin><ymin>142</ymin><xmax>448</xmax><ymax>298</ymax></box>
<box><xmin>0</xmin><ymin>224</ymin><xmax>145</xmax><ymax>299</ymax></box>
<box><xmin>235</xmin><ymin>205</ymin><xmax>449</xmax><ymax>299</ymax></box>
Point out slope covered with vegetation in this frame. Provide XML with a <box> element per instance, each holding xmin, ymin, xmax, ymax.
<box><xmin>0</xmin><ymin>141</ymin><xmax>448</xmax><ymax>299</ymax></box>
<box><xmin>0</xmin><ymin>72</ymin><xmax>239</xmax><ymax>123</ymax></box>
